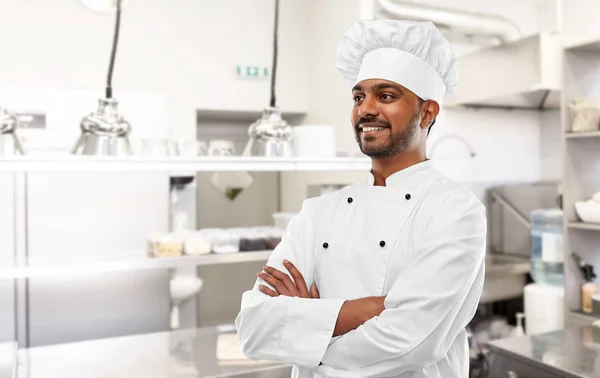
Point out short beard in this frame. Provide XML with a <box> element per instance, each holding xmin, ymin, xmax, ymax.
<box><xmin>355</xmin><ymin>110</ymin><xmax>421</xmax><ymax>159</ymax></box>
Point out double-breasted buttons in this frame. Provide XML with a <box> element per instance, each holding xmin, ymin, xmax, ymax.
<box><xmin>347</xmin><ymin>197</ymin><xmax>353</xmax><ymax>203</ymax></box>
<box><xmin>323</xmin><ymin>242</ymin><xmax>329</xmax><ymax>249</ymax></box>
<box><xmin>379</xmin><ymin>240</ymin><xmax>386</xmax><ymax>247</ymax></box>
<box><xmin>405</xmin><ymin>193</ymin><xmax>411</xmax><ymax>200</ymax></box>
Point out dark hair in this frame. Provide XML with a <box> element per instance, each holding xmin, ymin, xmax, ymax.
<box><xmin>417</xmin><ymin>97</ymin><xmax>436</xmax><ymax>137</ymax></box>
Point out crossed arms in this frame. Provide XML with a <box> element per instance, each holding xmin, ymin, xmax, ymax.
<box><xmin>258</xmin><ymin>259</ymin><xmax>386</xmax><ymax>338</ymax></box>
<box><xmin>235</xmin><ymin>189</ymin><xmax>486</xmax><ymax>376</ymax></box>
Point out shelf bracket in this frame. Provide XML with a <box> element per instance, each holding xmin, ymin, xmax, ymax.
<box><xmin>537</xmin><ymin>89</ymin><xmax>551</xmax><ymax>110</ymax></box>
<box><xmin>490</xmin><ymin>190</ymin><xmax>531</xmax><ymax>230</ymax></box>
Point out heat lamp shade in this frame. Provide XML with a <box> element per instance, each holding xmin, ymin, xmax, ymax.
<box><xmin>80</xmin><ymin>0</ymin><xmax>130</xmax><ymax>13</ymax></box>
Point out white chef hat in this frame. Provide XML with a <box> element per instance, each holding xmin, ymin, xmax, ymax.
<box><xmin>336</xmin><ymin>20</ymin><xmax>459</xmax><ymax>104</ymax></box>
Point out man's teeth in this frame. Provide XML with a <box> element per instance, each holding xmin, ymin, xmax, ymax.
<box><xmin>362</xmin><ymin>126</ymin><xmax>387</xmax><ymax>132</ymax></box>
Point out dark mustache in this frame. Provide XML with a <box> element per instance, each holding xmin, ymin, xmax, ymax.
<box><xmin>355</xmin><ymin>117</ymin><xmax>391</xmax><ymax>128</ymax></box>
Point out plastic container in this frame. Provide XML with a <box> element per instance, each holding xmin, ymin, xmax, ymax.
<box><xmin>154</xmin><ymin>233</ymin><xmax>184</xmax><ymax>258</ymax></box>
<box><xmin>183</xmin><ymin>233</ymin><xmax>211</xmax><ymax>255</ymax></box>
<box><xmin>211</xmin><ymin>230</ymin><xmax>240</xmax><ymax>254</ymax></box>
<box><xmin>530</xmin><ymin>208</ymin><xmax>564</xmax><ymax>286</ymax></box>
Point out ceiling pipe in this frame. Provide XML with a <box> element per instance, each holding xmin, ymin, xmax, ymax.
<box><xmin>376</xmin><ymin>0</ymin><xmax>522</xmax><ymax>43</ymax></box>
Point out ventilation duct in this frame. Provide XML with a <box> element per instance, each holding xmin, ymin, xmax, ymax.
<box><xmin>376</xmin><ymin>0</ymin><xmax>522</xmax><ymax>44</ymax></box>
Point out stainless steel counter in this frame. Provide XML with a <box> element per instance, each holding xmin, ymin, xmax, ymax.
<box><xmin>15</xmin><ymin>325</ymin><xmax>291</xmax><ymax>378</ymax></box>
<box><xmin>487</xmin><ymin>325</ymin><xmax>600</xmax><ymax>378</ymax></box>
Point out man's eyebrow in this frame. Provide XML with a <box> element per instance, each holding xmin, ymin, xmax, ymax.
<box><xmin>352</xmin><ymin>84</ymin><xmax>363</xmax><ymax>92</ymax></box>
<box><xmin>374</xmin><ymin>82</ymin><xmax>404</xmax><ymax>94</ymax></box>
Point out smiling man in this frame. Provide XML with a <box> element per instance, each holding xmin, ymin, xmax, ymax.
<box><xmin>235</xmin><ymin>20</ymin><xmax>487</xmax><ymax>378</ymax></box>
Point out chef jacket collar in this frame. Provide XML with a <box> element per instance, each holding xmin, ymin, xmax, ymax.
<box><xmin>366</xmin><ymin>160</ymin><xmax>435</xmax><ymax>188</ymax></box>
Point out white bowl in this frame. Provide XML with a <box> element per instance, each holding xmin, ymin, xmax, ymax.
<box><xmin>575</xmin><ymin>201</ymin><xmax>600</xmax><ymax>223</ymax></box>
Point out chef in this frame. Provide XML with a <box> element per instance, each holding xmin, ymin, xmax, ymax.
<box><xmin>235</xmin><ymin>19</ymin><xmax>486</xmax><ymax>378</ymax></box>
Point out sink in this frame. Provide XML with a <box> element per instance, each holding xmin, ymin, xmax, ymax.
<box><xmin>482</xmin><ymin>254</ymin><xmax>530</xmax><ymax>303</ymax></box>
<box><xmin>205</xmin><ymin>365</ymin><xmax>293</xmax><ymax>378</ymax></box>
<box><xmin>485</xmin><ymin>254</ymin><xmax>530</xmax><ymax>276</ymax></box>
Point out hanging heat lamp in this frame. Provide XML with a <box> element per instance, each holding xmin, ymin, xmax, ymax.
<box><xmin>72</xmin><ymin>0</ymin><xmax>132</xmax><ymax>156</ymax></box>
<box><xmin>242</xmin><ymin>0</ymin><xmax>293</xmax><ymax>158</ymax></box>
<box><xmin>0</xmin><ymin>102</ymin><xmax>25</xmax><ymax>156</ymax></box>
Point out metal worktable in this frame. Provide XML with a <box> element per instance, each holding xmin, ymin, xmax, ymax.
<box><xmin>487</xmin><ymin>325</ymin><xmax>600</xmax><ymax>378</ymax></box>
<box><xmin>13</xmin><ymin>325</ymin><xmax>291</xmax><ymax>378</ymax></box>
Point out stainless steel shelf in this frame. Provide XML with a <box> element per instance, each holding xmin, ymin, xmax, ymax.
<box><xmin>569</xmin><ymin>310</ymin><xmax>600</xmax><ymax>325</ymax></box>
<box><xmin>567</xmin><ymin>222</ymin><xmax>600</xmax><ymax>231</ymax></box>
<box><xmin>565</xmin><ymin>131</ymin><xmax>600</xmax><ymax>139</ymax></box>
<box><xmin>0</xmin><ymin>156</ymin><xmax>371</xmax><ymax>173</ymax></box>
<box><xmin>0</xmin><ymin>251</ymin><xmax>273</xmax><ymax>279</ymax></box>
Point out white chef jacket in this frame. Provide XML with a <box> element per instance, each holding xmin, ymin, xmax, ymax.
<box><xmin>235</xmin><ymin>160</ymin><xmax>487</xmax><ymax>378</ymax></box>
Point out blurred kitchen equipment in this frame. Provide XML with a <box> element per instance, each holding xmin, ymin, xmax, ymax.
<box><xmin>572</xmin><ymin>252</ymin><xmax>598</xmax><ymax>313</ymax></box>
<box><xmin>575</xmin><ymin>200</ymin><xmax>600</xmax><ymax>223</ymax></box>
<box><xmin>209</xmin><ymin>171</ymin><xmax>254</xmax><ymax>200</ymax></box>
<box><xmin>72</xmin><ymin>0</ymin><xmax>133</xmax><ymax>156</ymax></box>
<box><xmin>176</xmin><ymin>140</ymin><xmax>204</xmax><ymax>157</ymax></box>
<box><xmin>211</xmin><ymin>230</ymin><xmax>240</xmax><ymax>254</ymax></box>
<box><xmin>183</xmin><ymin>234</ymin><xmax>211</xmax><ymax>255</ymax></box>
<box><xmin>169</xmin><ymin>275</ymin><xmax>203</xmax><ymax>329</ymax></box>
<box><xmin>291</xmin><ymin>125</ymin><xmax>336</xmax><ymax>157</ymax></box>
<box><xmin>208</xmin><ymin>139</ymin><xmax>255</xmax><ymax>199</ymax></box>
<box><xmin>524</xmin><ymin>283</ymin><xmax>564</xmax><ymax>335</ymax></box>
<box><xmin>243</xmin><ymin>0</ymin><xmax>293</xmax><ymax>158</ymax></box>
<box><xmin>510</xmin><ymin>312</ymin><xmax>525</xmax><ymax>337</ymax></box>
<box><xmin>569</xmin><ymin>98</ymin><xmax>600</xmax><ymax>133</ymax></box>
<box><xmin>0</xmin><ymin>105</ymin><xmax>25</xmax><ymax>155</ymax></box>
<box><xmin>208</xmin><ymin>140</ymin><xmax>235</xmax><ymax>156</ymax></box>
<box><xmin>244</xmin><ymin>107</ymin><xmax>293</xmax><ymax>158</ymax></box>
<box><xmin>530</xmin><ymin>208</ymin><xmax>564</xmax><ymax>287</ymax></box>
<box><xmin>71</xmin><ymin>98</ymin><xmax>132</xmax><ymax>156</ymax></box>
<box><xmin>153</xmin><ymin>233</ymin><xmax>184</xmax><ymax>258</ymax></box>
<box><xmin>484</xmin><ymin>182</ymin><xmax>559</xmax><ymax>306</ymax></box>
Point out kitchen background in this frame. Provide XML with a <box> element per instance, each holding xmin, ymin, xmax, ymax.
<box><xmin>0</xmin><ymin>0</ymin><xmax>561</xmax><ymax>346</ymax></box>
<box><xmin>3</xmin><ymin>0</ymin><xmax>600</xmax><ymax>377</ymax></box>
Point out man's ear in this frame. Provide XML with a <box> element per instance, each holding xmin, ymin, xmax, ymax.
<box><xmin>421</xmin><ymin>100</ymin><xmax>440</xmax><ymax>130</ymax></box>
<box><xmin>427</xmin><ymin>119</ymin><xmax>437</xmax><ymax>137</ymax></box>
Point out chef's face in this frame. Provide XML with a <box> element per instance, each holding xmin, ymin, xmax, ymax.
<box><xmin>351</xmin><ymin>79</ymin><xmax>426</xmax><ymax>159</ymax></box>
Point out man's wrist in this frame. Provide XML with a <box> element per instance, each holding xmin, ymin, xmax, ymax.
<box><xmin>332</xmin><ymin>296</ymin><xmax>385</xmax><ymax>337</ymax></box>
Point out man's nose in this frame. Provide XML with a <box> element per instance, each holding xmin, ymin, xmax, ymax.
<box><xmin>358</xmin><ymin>96</ymin><xmax>379</xmax><ymax>118</ymax></box>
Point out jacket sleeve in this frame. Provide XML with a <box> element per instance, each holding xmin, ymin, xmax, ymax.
<box><xmin>234</xmin><ymin>198</ymin><xmax>346</xmax><ymax>369</ymax></box>
<box><xmin>319</xmin><ymin>188</ymin><xmax>487</xmax><ymax>377</ymax></box>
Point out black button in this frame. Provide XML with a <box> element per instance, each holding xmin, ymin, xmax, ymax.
<box><xmin>347</xmin><ymin>197</ymin><xmax>353</xmax><ymax>203</ymax></box>
<box><xmin>323</xmin><ymin>242</ymin><xmax>329</xmax><ymax>249</ymax></box>
<box><xmin>405</xmin><ymin>193</ymin><xmax>411</xmax><ymax>200</ymax></box>
<box><xmin>379</xmin><ymin>240</ymin><xmax>386</xmax><ymax>247</ymax></box>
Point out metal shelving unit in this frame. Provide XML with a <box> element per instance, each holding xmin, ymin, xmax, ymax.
<box><xmin>561</xmin><ymin>38</ymin><xmax>600</xmax><ymax>326</ymax></box>
<box><xmin>0</xmin><ymin>156</ymin><xmax>371</xmax><ymax>173</ymax></box>
<box><xmin>0</xmin><ymin>250</ymin><xmax>274</xmax><ymax>279</ymax></box>
<box><xmin>0</xmin><ymin>156</ymin><xmax>370</xmax><ymax>280</ymax></box>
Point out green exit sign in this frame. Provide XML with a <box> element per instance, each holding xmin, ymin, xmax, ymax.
<box><xmin>237</xmin><ymin>66</ymin><xmax>269</xmax><ymax>79</ymax></box>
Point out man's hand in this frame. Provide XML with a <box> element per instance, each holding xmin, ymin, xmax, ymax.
<box><xmin>333</xmin><ymin>296</ymin><xmax>385</xmax><ymax>336</ymax></box>
<box><xmin>257</xmin><ymin>259</ymin><xmax>319</xmax><ymax>298</ymax></box>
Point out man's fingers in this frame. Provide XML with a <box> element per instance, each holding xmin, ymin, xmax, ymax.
<box><xmin>310</xmin><ymin>283</ymin><xmax>320</xmax><ymax>299</ymax></box>
<box><xmin>258</xmin><ymin>272</ymin><xmax>290</xmax><ymax>296</ymax></box>
<box><xmin>263</xmin><ymin>265</ymin><xmax>298</xmax><ymax>295</ymax></box>
<box><xmin>283</xmin><ymin>260</ymin><xmax>309</xmax><ymax>298</ymax></box>
<box><xmin>259</xmin><ymin>284</ymin><xmax>279</xmax><ymax>297</ymax></box>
